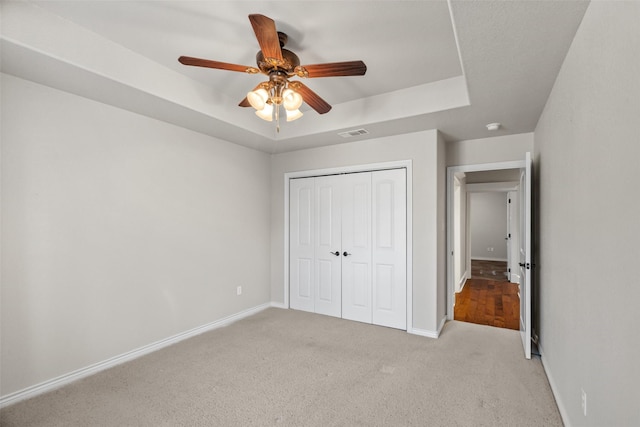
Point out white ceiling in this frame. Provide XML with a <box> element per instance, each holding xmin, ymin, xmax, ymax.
<box><xmin>1</xmin><ymin>0</ymin><xmax>589</xmax><ymax>154</ymax></box>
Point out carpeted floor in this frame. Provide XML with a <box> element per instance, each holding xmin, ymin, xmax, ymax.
<box><xmin>0</xmin><ymin>308</ymin><xmax>562</xmax><ymax>426</ymax></box>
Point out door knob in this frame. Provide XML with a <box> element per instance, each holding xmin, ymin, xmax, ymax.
<box><xmin>330</xmin><ymin>251</ymin><xmax>340</xmax><ymax>256</ymax></box>
<box><xmin>343</xmin><ymin>251</ymin><xmax>351</xmax><ymax>257</ymax></box>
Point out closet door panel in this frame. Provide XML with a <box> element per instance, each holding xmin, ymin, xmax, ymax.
<box><xmin>314</xmin><ymin>176</ymin><xmax>342</xmax><ymax>318</ymax></box>
<box><xmin>372</xmin><ymin>169</ymin><xmax>407</xmax><ymax>329</ymax></box>
<box><xmin>289</xmin><ymin>178</ymin><xmax>315</xmax><ymax>312</ymax></box>
<box><xmin>341</xmin><ymin>172</ymin><xmax>372</xmax><ymax>323</ymax></box>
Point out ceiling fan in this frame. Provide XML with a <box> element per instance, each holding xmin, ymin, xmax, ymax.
<box><xmin>178</xmin><ymin>14</ymin><xmax>367</xmax><ymax>128</ymax></box>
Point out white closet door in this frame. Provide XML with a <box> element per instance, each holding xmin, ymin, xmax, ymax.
<box><xmin>289</xmin><ymin>178</ymin><xmax>315</xmax><ymax>312</ymax></box>
<box><xmin>314</xmin><ymin>175</ymin><xmax>342</xmax><ymax>318</ymax></box>
<box><xmin>372</xmin><ymin>169</ymin><xmax>407</xmax><ymax>329</ymax></box>
<box><xmin>341</xmin><ymin>172</ymin><xmax>373</xmax><ymax>323</ymax></box>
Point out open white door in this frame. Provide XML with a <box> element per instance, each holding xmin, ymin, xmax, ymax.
<box><xmin>519</xmin><ymin>152</ymin><xmax>532</xmax><ymax>359</ymax></box>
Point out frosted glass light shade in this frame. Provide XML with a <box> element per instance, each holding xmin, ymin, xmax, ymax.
<box><xmin>283</xmin><ymin>89</ymin><xmax>303</xmax><ymax>111</ymax></box>
<box><xmin>247</xmin><ymin>88</ymin><xmax>269</xmax><ymax>110</ymax></box>
<box><xmin>286</xmin><ymin>108</ymin><xmax>303</xmax><ymax>122</ymax></box>
<box><xmin>255</xmin><ymin>103</ymin><xmax>273</xmax><ymax>121</ymax></box>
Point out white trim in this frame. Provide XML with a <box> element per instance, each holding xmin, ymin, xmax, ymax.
<box><xmin>446</xmin><ymin>160</ymin><xmax>526</xmax><ymax>321</ymax></box>
<box><xmin>538</xmin><ymin>343</ymin><xmax>570</xmax><ymax>427</ymax></box>
<box><xmin>409</xmin><ymin>317</ymin><xmax>447</xmax><ymax>339</ymax></box>
<box><xmin>270</xmin><ymin>301</ymin><xmax>287</xmax><ymax>309</ymax></box>
<box><xmin>0</xmin><ymin>303</ymin><xmax>271</xmax><ymax>408</ymax></box>
<box><xmin>456</xmin><ymin>271</ymin><xmax>468</xmax><ymax>293</ymax></box>
<box><xmin>283</xmin><ymin>160</ymin><xmax>413</xmax><ymax>332</ymax></box>
<box><xmin>467</xmin><ymin>181</ymin><xmax>519</xmax><ymax>192</ymax></box>
<box><xmin>470</xmin><ymin>256</ymin><xmax>508</xmax><ymax>262</ymax></box>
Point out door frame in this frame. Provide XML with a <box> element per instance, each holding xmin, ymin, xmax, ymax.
<box><xmin>446</xmin><ymin>160</ymin><xmax>525</xmax><ymax>321</ymax></box>
<box><xmin>465</xmin><ymin>182</ymin><xmax>519</xmax><ymax>282</ymax></box>
<box><xmin>284</xmin><ymin>160</ymin><xmax>413</xmax><ymax>332</ymax></box>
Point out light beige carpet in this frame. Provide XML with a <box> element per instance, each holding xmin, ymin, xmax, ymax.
<box><xmin>0</xmin><ymin>308</ymin><xmax>562</xmax><ymax>426</ymax></box>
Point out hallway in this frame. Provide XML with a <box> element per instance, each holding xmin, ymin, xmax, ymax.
<box><xmin>454</xmin><ymin>278</ymin><xmax>520</xmax><ymax>330</ymax></box>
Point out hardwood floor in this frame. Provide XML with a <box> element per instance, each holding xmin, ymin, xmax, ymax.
<box><xmin>471</xmin><ymin>259</ymin><xmax>509</xmax><ymax>281</ymax></box>
<box><xmin>454</xmin><ymin>278</ymin><xmax>520</xmax><ymax>330</ymax></box>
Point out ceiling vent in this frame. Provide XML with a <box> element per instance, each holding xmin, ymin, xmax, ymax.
<box><xmin>338</xmin><ymin>128</ymin><xmax>369</xmax><ymax>138</ymax></box>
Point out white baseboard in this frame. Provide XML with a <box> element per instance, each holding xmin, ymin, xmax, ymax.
<box><xmin>0</xmin><ymin>302</ymin><xmax>271</xmax><ymax>408</ymax></box>
<box><xmin>471</xmin><ymin>256</ymin><xmax>508</xmax><ymax>262</ymax></box>
<box><xmin>409</xmin><ymin>317</ymin><xmax>447</xmax><ymax>339</ymax></box>
<box><xmin>270</xmin><ymin>301</ymin><xmax>288</xmax><ymax>309</ymax></box>
<box><xmin>538</xmin><ymin>343</ymin><xmax>570</xmax><ymax>427</ymax></box>
<box><xmin>456</xmin><ymin>271</ymin><xmax>468</xmax><ymax>293</ymax></box>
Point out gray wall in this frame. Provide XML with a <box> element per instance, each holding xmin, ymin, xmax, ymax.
<box><xmin>447</xmin><ymin>133</ymin><xmax>533</xmax><ymax>166</ymax></box>
<box><xmin>469</xmin><ymin>192</ymin><xmax>508</xmax><ymax>261</ymax></box>
<box><xmin>270</xmin><ymin>130</ymin><xmax>446</xmax><ymax>334</ymax></box>
<box><xmin>1</xmin><ymin>74</ymin><xmax>272</xmax><ymax>396</ymax></box>
<box><xmin>535</xmin><ymin>2</ymin><xmax>640</xmax><ymax>425</ymax></box>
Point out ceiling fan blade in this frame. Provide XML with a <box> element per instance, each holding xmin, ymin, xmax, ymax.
<box><xmin>248</xmin><ymin>14</ymin><xmax>283</xmax><ymax>61</ymax></box>
<box><xmin>302</xmin><ymin>61</ymin><xmax>367</xmax><ymax>78</ymax></box>
<box><xmin>178</xmin><ymin>56</ymin><xmax>259</xmax><ymax>74</ymax></box>
<box><xmin>292</xmin><ymin>82</ymin><xmax>332</xmax><ymax>114</ymax></box>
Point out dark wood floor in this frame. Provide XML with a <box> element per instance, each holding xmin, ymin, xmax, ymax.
<box><xmin>454</xmin><ymin>278</ymin><xmax>520</xmax><ymax>330</ymax></box>
<box><xmin>471</xmin><ymin>259</ymin><xmax>509</xmax><ymax>281</ymax></box>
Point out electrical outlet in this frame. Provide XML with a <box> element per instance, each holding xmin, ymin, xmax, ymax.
<box><xmin>236</xmin><ymin>286</ymin><xmax>242</xmax><ymax>296</ymax></box>
<box><xmin>487</xmin><ymin>247</ymin><xmax>494</xmax><ymax>252</ymax></box>
<box><xmin>581</xmin><ymin>388</ymin><xmax>587</xmax><ymax>416</ymax></box>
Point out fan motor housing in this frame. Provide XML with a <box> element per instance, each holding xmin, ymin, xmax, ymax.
<box><xmin>255</xmin><ymin>32</ymin><xmax>300</xmax><ymax>74</ymax></box>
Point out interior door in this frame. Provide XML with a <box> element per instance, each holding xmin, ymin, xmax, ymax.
<box><xmin>341</xmin><ymin>172</ymin><xmax>373</xmax><ymax>323</ymax></box>
<box><xmin>519</xmin><ymin>152</ymin><xmax>532</xmax><ymax>359</ymax></box>
<box><xmin>508</xmin><ymin>190</ymin><xmax>520</xmax><ymax>285</ymax></box>
<box><xmin>372</xmin><ymin>169</ymin><xmax>407</xmax><ymax>330</ymax></box>
<box><xmin>314</xmin><ymin>175</ymin><xmax>342</xmax><ymax>318</ymax></box>
<box><xmin>289</xmin><ymin>177</ymin><xmax>315</xmax><ymax>313</ymax></box>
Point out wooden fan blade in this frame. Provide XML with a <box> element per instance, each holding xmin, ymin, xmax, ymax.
<box><xmin>248</xmin><ymin>14</ymin><xmax>283</xmax><ymax>61</ymax></box>
<box><xmin>302</xmin><ymin>61</ymin><xmax>367</xmax><ymax>78</ymax></box>
<box><xmin>292</xmin><ymin>82</ymin><xmax>332</xmax><ymax>114</ymax></box>
<box><xmin>178</xmin><ymin>56</ymin><xmax>259</xmax><ymax>74</ymax></box>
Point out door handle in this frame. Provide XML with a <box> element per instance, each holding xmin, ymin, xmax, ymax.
<box><xmin>330</xmin><ymin>251</ymin><xmax>340</xmax><ymax>256</ymax></box>
<box><xmin>343</xmin><ymin>251</ymin><xmax>351</xmax><ymax>257</ymax></box>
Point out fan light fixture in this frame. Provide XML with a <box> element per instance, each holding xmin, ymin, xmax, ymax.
<box><xmin>247</xmin><ymin>73</ymin><xmax>304</xmax><ymax>131</ymax></box>
<box><xmin>178</xmin><ymin>14</ymin><xmax>367</xmax><ymax>133</ymax></box>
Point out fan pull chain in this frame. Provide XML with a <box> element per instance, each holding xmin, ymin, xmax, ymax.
<box><xmin>275</xmin><ymin>103</ymin><xmax>280</xmax><ymax>133</ymax></box>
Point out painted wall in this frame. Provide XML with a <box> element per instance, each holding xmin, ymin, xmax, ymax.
<box><xmin>447</xmin><ymin>133</ymin><xmax>533</xmax><ymax>166</ymax></box>
<box><xmin>270</xmin><ymin>130</ymin><xmax>446</xmax><ymax>334</ymax></box>
<box><xmin>534</xmin><ymin>2</ymin><xmax>640</xmax><ymax>425</ymax></box>
<box><xmin>0</xmin><ymin>74</ymin><xmax>272</xmax><ymax>397</ymax></box>
<box><xmin>469</xmin><ymin>192</ymin><xmax>508</xmax><ymax>261</ymax></box>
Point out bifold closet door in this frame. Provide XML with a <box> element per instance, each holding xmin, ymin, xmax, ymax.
<box><xmin>314</xmin><ymin>175</ymin><xmax>342</xmax><ymax>318</ymax></box>
<box><xmin>341</xmin><ymin>172</ymin><xmax>373</xmax><ymax>324</ymax></box>
<box><xmin>289</xmin><ymin>169</ymin><xmax>407</xmax><ymax>329</ymax></box>
<box><xmin>289</xmin><ymin>177</ymin><xmax>315</xmax><ymax>313</ymax></box>
<box><xmin>372</xmin><ymin>169</ymin><xmax>407</xmax><ymax>330</ymax></box>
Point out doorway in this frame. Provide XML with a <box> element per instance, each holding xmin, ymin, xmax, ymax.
<box><xmin>454</xmin><ymin>176</ymin><xmax>520</xmax><ymax>330</ymax></box>
<box><xmin>447</xmin><ymin>155</ymin><xmax>533</xmax><ymax>358</ymax></box>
